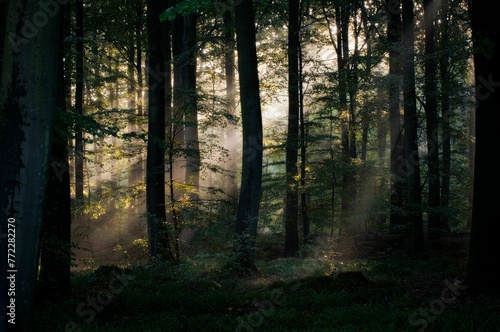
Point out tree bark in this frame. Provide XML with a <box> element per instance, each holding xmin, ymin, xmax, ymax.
<box><xmin>464</xmin><ymin>0</ymin><xmax>500</xmax><ymax>291</ymax></box>
<box><xmin>38</xmin><ymin>7</ymin><xmax>72</xmax><ymax>301</ymax></box>
<box><xmin>146</xmin><ymin>0</ymin><xmax>173</xmax><ymax>259</ymax></box>
<box><xmin>0</xmin><ymin>0</ymin><xmax>62</xmax><ymax>329</ymax></box>
<box><xmin>75</xmin><ymin>0</ymin><xmax>84</xmax><ymax>202</ymax></box>
<box><xmin>386</xmin><ymin>0</ymin><xmax>406</xmax><ymax>230</ymax></box>
<box><xmin>438</xmin><ymin>0</ymin><xmax>452</xmax><ymax>232</ymax></box>
<box><xmin>233</xmin><ymin>0</ymin><xmax>263</xmax><ymax>270</ymax></box>
<box><xmin>402</xmin><ymin>0</ymin><xmax>424</xmax><ymax>256</ymax></box>
<box><xmin>423</xmin><ymin>0</ymin><xmax>442</xmax><ymax>246</ymax></box>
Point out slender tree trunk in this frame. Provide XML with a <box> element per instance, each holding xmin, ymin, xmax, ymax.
<box><xmin>387</xmin><ymin>0</ymin><xmax>406</xmax><ymax>230</ymax></box>
<box><xmin>423</xmin><ymin>0</ymin><xmax>442</xmax><ymax>246</ymax></box>
<box><xmin>172</xmin><ymin>14</ymin><xmax>185</xmax><ymax>186</ymax></box>
<box><xmin>146</xmin><ymin>0</ymin><xmax>173</xmax><ymax>259</ymax></box>
<box><xmin>464</xmin><ymin>0</ymin><xmax>500</xmax><ymax>291</ymax></box>
<box><xmin>439</xmin><ymin>0</ymin><xmax>451</xmax><ymax>232</ymax></box>
<box><xmin>299</xmin><ymin>36</ymin><xmax>309</xmax><ymax>243</ymax></box>
<box><xmin>223</xmin><ymin>7</ymin><xmax>239</xmax><ymax>200</ymax></box>
<box><xmin>402</xmin><ymin>0</ymin><xmax>424</xmax><ymax>256</ymax></box>
<box><xmin>183</xmin><ymin>14</ymin><xmax>200</xmax><ymax>201</ymax></box>
<box><xmin>75</xmin><ymin>0</ymin><xmax>84</xmax><ymax>202</ymax></box>
<box><xmin>234</xmin><ymin>0</ymin><xmax>263</xmax><ymax>270</ymax></box>
<box><xmin>0</xmin><ymin>0</ymin><xmax>62</xmax><ymax>329</ymax></box>
<box><xmin>284</xmin><ymin>0</ymin><xmax>300</xmax><ymax>257</ymax></box>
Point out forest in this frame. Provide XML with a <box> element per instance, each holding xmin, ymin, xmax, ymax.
<box><xmin>1</xmin><ymin>0</ymin><xmax>499</xmax><ymax>331</ymax></box>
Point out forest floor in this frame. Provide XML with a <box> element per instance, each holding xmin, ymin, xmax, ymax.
<box><xmin>34</xmin><ymin>232</ymin><xmax>500</xmax><ymax>332</ymax></box>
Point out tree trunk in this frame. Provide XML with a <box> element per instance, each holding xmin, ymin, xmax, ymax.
<box><xmin>386</xmin><ymin>0</ymin><xmax>406</xmax><ymax>230</ymax></box>
<box><xmin>0</xmin><ymin>0</ymin><xmax>62</xmax><ymax>329</ymax></box>
<box><xmin>146</xmin><ymin>0</ymin><xmax>173</xmax><ymax>259</ymax></box>
<box><xmin>284</xmin><ymin>0</ymin><xmax>300</xmax><ymax>258</ymax></box>
<box><xmin>438</xmin><ymin>0</ymin><xmax>452</xmax><ymax>232</ymax></box>
<box><xmin>402</xmin><ymin>0</ymin><xmax>424</xmax><ymax>256</ymax></box>
<box><xmin>38</xmin><ymin>9</ymin><xmax>72</xmax><ymax>301</ymax></box>
<box><xmin>75</xmin><ymin>0</ymin><xmax>85</xmax><ymax>202</ymax></box>
<box><xmin>233</xmin><ymin>0</ymin><xmax>263</xmax><ymax>270</ymax></box>
<box><xmin>464</xmin><ymin>0</ymin><xmax>500</xmax><ymax>291</ymax></box>
<box><xmin>423</xmin><ymin>0</ymin><xmax>442</xmax><ymax>246</ymax></box>
<box><xmin>183</xmin><ymin>14</ymin><xmax>200</xmax><ymax>201</ymax></box>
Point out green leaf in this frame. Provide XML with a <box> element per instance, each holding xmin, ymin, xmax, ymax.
<box><xmin>159</xmin><ymin>0</ymin><xmax>212</xmax><ymax>21</ymax></box>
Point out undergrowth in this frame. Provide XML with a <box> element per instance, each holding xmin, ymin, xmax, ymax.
<box><xmin>34</xmin><ymin>243</ymin><xmax>500</xmax><ymax>332</ymax></box>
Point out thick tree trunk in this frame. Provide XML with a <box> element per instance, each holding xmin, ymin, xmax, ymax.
<box><xmin>38</xmin><ymin>12</ymin><xmax>72</xmax><ymax>301</ymax></box>
<box><xmin>0</xmin><ymin>0</ymin><xmax>62</xmax><ymax>329</ymax></box>
<box><xmin>146</xmin><ymin>0</ymin><xmax>173</xmax><ymax>259</ymax></box>
<box><xmin>233</xmin><ymin>0</ymin><xmax>263</xmax><ymax>269</ymax></box>
<box><xmin>284</xmin><ymin>0</ymin><xmax>300</xmax><ymax>258</ymax></box>
<box><xmin>402</xmin><ymin>0</ymin><xmax>424</xmax><ymax>256</ymax></box>
<box><xmin>464</xmin><ymin>0</ymin><xmax>500</xmax><ymax>291</ymax></box>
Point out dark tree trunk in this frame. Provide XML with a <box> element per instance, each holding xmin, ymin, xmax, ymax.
<box><xmin>464</xmin><ymin>0</ymin><xmax>500</xmax><ymax>291</ymax></box>
<box><xmin>284</xmin><ymin>0</ymin><xmax>300</xmax><ymax>258</ymax></box>
<box><xmin>423</xmin><ymin>0</ymin><xmax>442</xmax><ymax>246</ymax></box>
<box><xmin>233</xmin><ymin>0</ymin><xmax>263</xmax><ymax>270</ymax></box>
<box><xmin>386</xmin><ymin>0</ymin><xmax>407</xmax><ymax>229</ymax></box>
<box><xmin>38</xmin><ymin>7</ymin><xmax>72</xmax><ymax>301</ymax></box>
<box><xmin>402</xmin><ymin>0</ymin><xmax>424</xmax><ymax>256</ymax></box>
<box><xmin>0</xmin><ymin>0</ymin><xmax>62</xmax><ymax>329</ymax></box>
<box><xmin>438</xmin><ymin>0</ymin><xmax>451</xmax><ymax>232</ymax></box>
<box><xmin>146</xmin><ymin>0</ymin><xmax>173</xmax><ymax>259</ymax></box>
<box><xmin>75</xmin><ymin>0</ymin><xmax>85</xmax><ymax>202</ymax></box>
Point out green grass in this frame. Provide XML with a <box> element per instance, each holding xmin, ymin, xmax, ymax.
<box><xmin>34</xmin><ymin>250</ymin><xmax>500</xmax><ymax>332</ymax></box>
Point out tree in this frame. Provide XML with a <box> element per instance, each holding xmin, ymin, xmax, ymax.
<box><xmin>146</xmin><ymin>0</ymin><xmax>174</xmax><ymax>259</ymax></box>
<box><xmin>386</xmin><ymin>0</ymin><xmax>407</xmax><ymax>230</ymax></box>
<box><xmin>38</xmin><ymin>4</ymin><xmax>72</xmax><ymax>300</ymax></box>
<box><xmin>233</xmin><ymin>0</ymin><xmax>263</xmax><ymax>270</ymax></box>
<box><xmin>284</xmin><ymin>0</ymin><xmax>300</xmax><ymax>257</ymax></box>
<box><xmin>464</xmin><ymin>0</ymin><xmax>500</xmax><ymax>291</ymax></box>
<box><xmin>75</xmin><ymin>0</ymin><xmax>85</xmax><ymax>202</ymax></box>
<box><xmin>0</xmin><ymin>0</ymin><xmax>63</xmax><ymax>329</ymax></box>
<box><xmin>423</xmin><ymin>0</ymin><xmax>442</xmax><ymax>245</ymax></box>
<box><xmin>223</xmin><ymin>4</ymin><xmax>239</xmax><ymax>199</ymax></box>
<box><xmin>402</xmin><ymin>0</ymin><xmax>424</xmax><ymax>256</ymax></box>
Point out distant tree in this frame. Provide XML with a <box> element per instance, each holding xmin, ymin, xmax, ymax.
<box><xmin>75</xmin><ymin>0</ymin><xmax>85</xmax><ymax>202</ymax></box>
<box><xmin>0</xmin><ymin>0</ymin><xmax>63</xmax><ymax>329</ymax></box>
<box><xmin>223</xmin><ymin>4</ymin><xmax>239</xmax><ymax>199</ymax></box>
<box><xmin>233</xmin><ymin>0</ymin><xmax>263</xmax><ymax>269</ymax></box>
<box><xmin>464</xmin><ymin>0</ymin><xmax>500</xmax><ymax>291</ymax></box>
<box><xmin>284</xmin><ymin>0</ymin><xmax>300</xmax><ymax>257</ymax></box>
